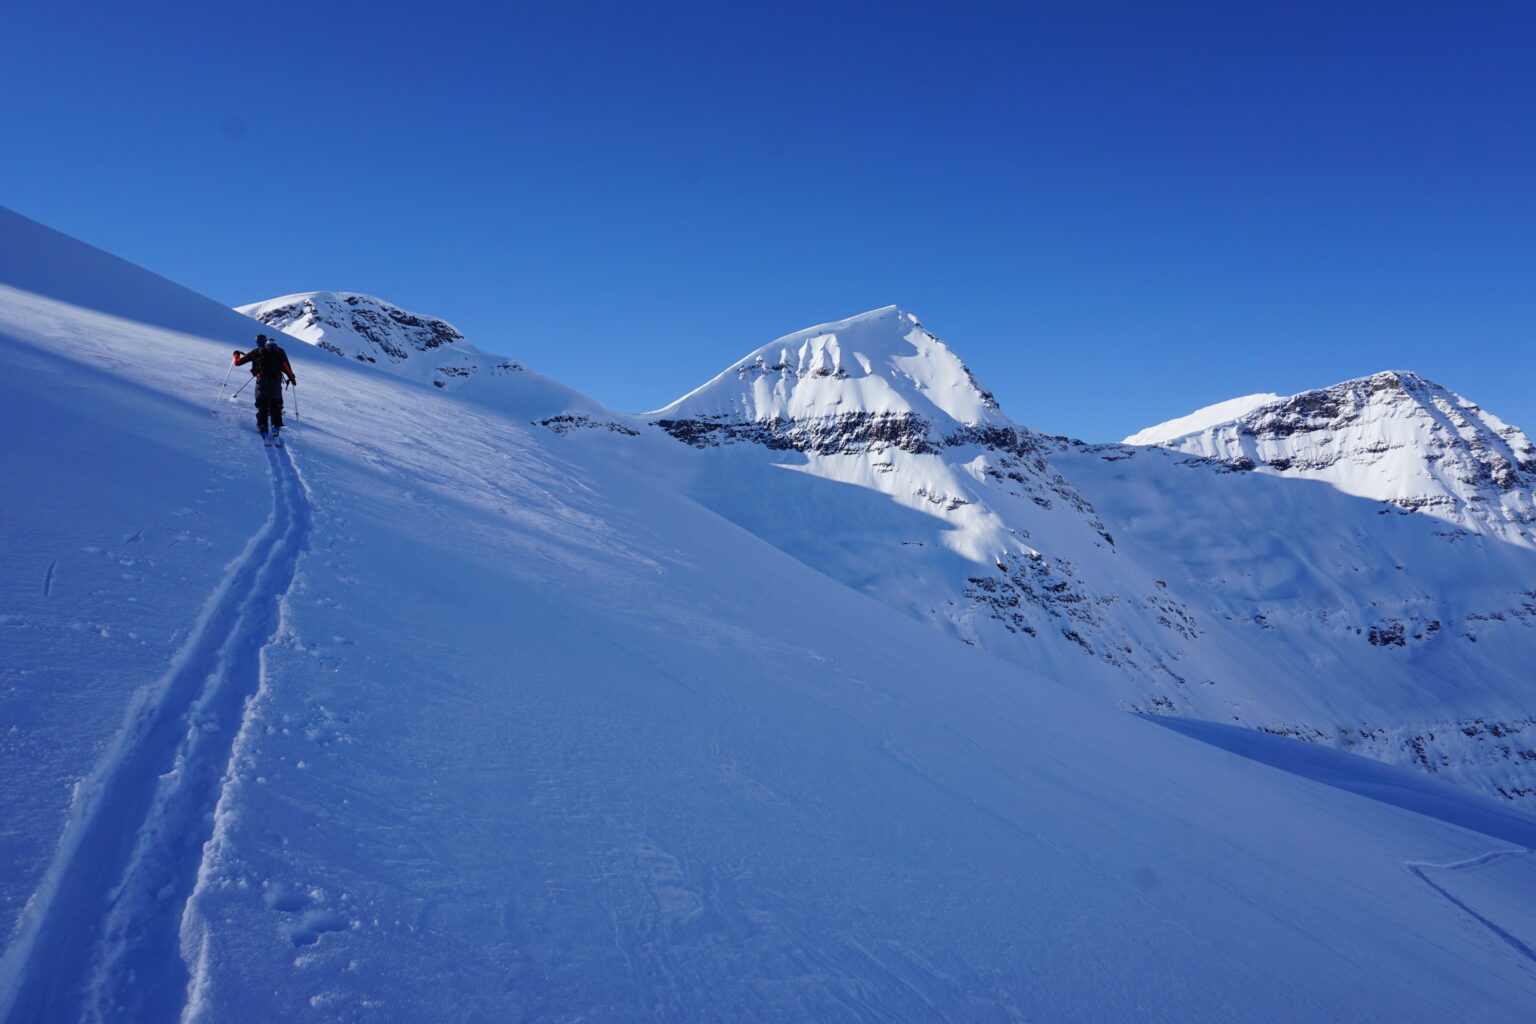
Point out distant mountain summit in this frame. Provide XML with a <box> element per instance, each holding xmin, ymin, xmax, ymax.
<box><xmin>1132</xmin><ymin>371</ymin><xmax>1536</xmax><ymax>546</ymax></box>
<box><xmin>652</xmin><ymin>306</ymin><xmax>1015</xmax><ymax>453</ymax></box>
<box><xmin>236</xmin><ymin>291</ymin><xmax>523</xmax><ymax>391</ymax></box>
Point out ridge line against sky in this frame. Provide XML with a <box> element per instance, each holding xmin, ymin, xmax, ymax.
<box><xmin>5</xmin><ymin>0</ymin><xmax>1533</xmax><ymax>440</ymax></box>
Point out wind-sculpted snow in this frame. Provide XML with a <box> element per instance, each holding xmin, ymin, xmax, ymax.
<box><xmin>1123</xmin><ymin>392</ymin><xmax>1285</xmax><ymax>446</ymax></box>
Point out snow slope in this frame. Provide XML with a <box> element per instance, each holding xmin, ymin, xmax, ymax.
<box><xmin>6</xmin><ymin>206</ymin><xmax>1536</xmax><ymax>1021</ymax></box>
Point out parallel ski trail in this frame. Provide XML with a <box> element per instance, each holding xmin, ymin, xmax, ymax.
<box><xmin>0</xmin><ymin>443</ymin><xmax>311</xmax><ymax>1024</ymax></box>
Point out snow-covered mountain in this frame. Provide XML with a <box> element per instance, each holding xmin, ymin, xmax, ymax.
<box><xmin>1128</xmin><ymin>371</ymin><xmax>1536</xmax><ymax>545</ymax></box>
<box><xmin>656</xmin><ymin>306</ymin><xmax>1011</xmax><ymax>443</ymax></box>
<box><xmin>236</xmin><ymin>290</ymin><xmax>637</xmax><ymax>434</ymax></box>
<box><xmin>648</xmin><ymin>307</ymin><xmax>1184</xmax><ymax>690</ymax></box>
<box><xmin>237</xmin><ymin>291</ymin><xmax>505</xmax><ymax>386</ymax></box>
<box><xmin>7</xmin><ymin>205</ymin><xmax>1536</xmax><ymax>1021</ymax></box>
<box><xmin>652</xmin><ymin>312</ymin><xmax>1536</xmax><ymax>804</ymax></box>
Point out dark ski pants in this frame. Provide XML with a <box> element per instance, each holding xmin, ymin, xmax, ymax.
<box><xmin>255</xmin><ymin>377</ymin><xmax>285</xmax><ymax>433</ymax></box>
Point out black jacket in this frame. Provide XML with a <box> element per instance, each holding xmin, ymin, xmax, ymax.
<box><xmin>235</xmin><ymin>345</ymin><xmax>296</xmax><ymax>382</ymax></box>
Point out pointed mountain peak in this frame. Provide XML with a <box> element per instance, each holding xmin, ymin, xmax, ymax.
<box><xmin>654</xmin><ymin>307</ymin><xmax>1005</xmax><ymax>439</ymax></box>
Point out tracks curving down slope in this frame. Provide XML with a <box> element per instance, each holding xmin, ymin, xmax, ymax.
<box><xmin>0</xmin><ymin>444</ymin><xmax>311</xmax><ymax>1024</ymax></box>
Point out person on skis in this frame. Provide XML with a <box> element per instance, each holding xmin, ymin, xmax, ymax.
<box><xmin>232</xmin><ymin>334</ymin><xmax>297</xmax><ymax>442</ymax></box>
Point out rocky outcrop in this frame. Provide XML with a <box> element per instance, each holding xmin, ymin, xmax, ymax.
<box><xmin>244</xmin><ymin>292</ymin><xmax>466</xmax><ymax>362</ymax></box>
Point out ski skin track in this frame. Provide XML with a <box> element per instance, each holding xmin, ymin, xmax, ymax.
<box><xmin>0</xmin><ymin>437</ymin><xmax>311</xmax><ymax>1024</ymax></box>
<box><xmin>180</xmin><ymin>445</ymin><xmax>309</xmax><ymax>1023</ymax></box>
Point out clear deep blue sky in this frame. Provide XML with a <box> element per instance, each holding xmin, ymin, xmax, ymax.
<box><xmin>6</xmin><ymin>0</ymin><xmax>1533</xmax><ymax>439</ymax></box>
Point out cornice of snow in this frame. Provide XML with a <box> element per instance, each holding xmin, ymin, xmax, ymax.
<box><xmin>1123</xmin><ymin>393</ymin><xmax>1284</xmax><ymax>445</ymax></box>
<box><xmin>649</xmin><ymin>306</ymin><xmax>1021</xmax><ymax>455</ymax></box>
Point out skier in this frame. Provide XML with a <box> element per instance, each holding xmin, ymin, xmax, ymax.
<box><xmin>232</xmin><ymin>334</ymin><xmax>297</xmax><ymax>444</ymax></box>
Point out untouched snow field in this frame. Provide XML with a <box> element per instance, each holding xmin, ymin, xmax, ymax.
<box><xmin>5</xmin><ymin>205</ymin><xmax>1536</xmax><ymax>1022</ymax></box>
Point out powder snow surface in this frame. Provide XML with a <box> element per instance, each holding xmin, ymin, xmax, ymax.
<box><xmin>4</xmin><ymin>205</ymin><xmax>1536</xmax><ymax>1022</ymax></box>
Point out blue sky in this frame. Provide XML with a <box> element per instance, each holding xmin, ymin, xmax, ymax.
<box><xmin>6</xmin><ymin>0</ymin><xmax>1533</xmax><ymax>439</ymax></box>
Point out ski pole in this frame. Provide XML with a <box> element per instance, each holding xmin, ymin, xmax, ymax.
<box><xmin>214</xmin><ymin>360</ymin><xmax>235</xmax><ymax>409</ymax></box>
<box><xmin>289</xmin><ymin>380</ymin><xmax>299</xmax><ymax>420</ymax></box>
<box><xmin>231</xmin><ymin>376</ymin><xmax>254</xmax><ymax>400</ymax></box>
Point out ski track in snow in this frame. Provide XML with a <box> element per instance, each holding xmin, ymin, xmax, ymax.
<box><xmin>1407</xmin><ymin>849</ymin><xmax>1536</xmax><ymax>968</ymax></box>
<box><xmin>0</xmin><ymin>440</ymin><xmax>310</xmax><ymax>1024</ymax></box>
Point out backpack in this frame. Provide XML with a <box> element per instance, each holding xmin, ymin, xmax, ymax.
<box><xmin>247</xmin><ymin>345</ymin><xmax>286</xmax><ymax>377</ymax></box>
